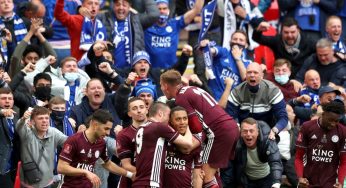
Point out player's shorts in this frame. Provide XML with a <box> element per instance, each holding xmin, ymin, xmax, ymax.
<box><xmin>202</xmin><ymin>119</ymin><xmax>239</xmax><ymax>168</ymax></box>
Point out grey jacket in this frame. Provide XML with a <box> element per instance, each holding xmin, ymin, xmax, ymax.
<box><xmin>97</xmin><ymin>1</ymin><xmax>159</xmax><ymax>54</ymax></box>
<box><xmin>16</xmin><ymin>118</ymin><xmax>67</xmax><ymax>188</ymax></box>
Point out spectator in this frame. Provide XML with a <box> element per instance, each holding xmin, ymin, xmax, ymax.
<box><xmin>132</xmin><ymin>102</ymin><xmax>193</xmax><ymax>187</ymax></box>
<box><xmin>197</xmin><ymin>30</ymin><xmax>253</xmax><ymax>101</ymax></box>
<box><xmin>97</xmin><ymin>0</ymin><xmax>159</xmax><ymax>68</ymax></box>
<box><xmin>131</xmin><ymin>79</ymin><xmax>157</xmax><ymax>108</ymax></box>
<box><xmin>253</xmin><ymin>17</ymin><xmax>316</xmax><ymax>77</ymax></box>
<box><xmin>24</xmin><ymin>56</ymin><xmax>91</xmax><ymax>113</ymax></box>
<box><xmin>9</xmin><ymin>18</ymin><xmax>57</xmax><ymax>78</ymax></box>
<box><xmin>226</xmin><ymin>63</ymin><xmax>288</xmax><ymax>139</ymax></box>
<box><xmin>54</xmin><ymin>0</ymin><xmax>106</xmax><ymax>60</ymax></box>
<box><xmin>325</xmin><ymin>15</ymin><xmax>346</xmax><ymax>62</ymax></box>
<box><xmin>235</xmin><ymin>118</ymin><xmax>282</xmax><ymax>188</ymax></box>
<box><xmin>58</xmin><ymin>109</ymin><xmax>133</xmax><ymax>188</ymax></box>
<box><xmin>0</xmin><ymin>0</ymin><xmax>28</xmax><ymax>71</ymax></box>
<box><xmin>265</xmin><ymin>58</ymin><xmax>300</xmax><ymax>102</ymax></box>
<box><xmin>116</xmin><ymin>97</ymin><xmax>148</xmax><ymax>187</ymax></box>
<box><xmin>69</xmin><ymin>78</ymin><xmax>130</xmax><ymax>133</ymax></box>
<box><xmin>144</xmin><ymin>0</ymin><xmax>203</xmax><ymax>68</ymax></box>
<box><xmin>295</xmin><ymin>101</ymin><xmax>346</xmax><ymax>188</ymax></box>
<box><xmin>16</xmin><ymin>106</ymin><xmax>67</xmax><ymax>187</ymax></box>
<box><xmin>295</xmin><ymin>38</ymin><xmax>346</xmax><ymax>88</ymax></box>
<box><xmin>0</xmin><ymin>88</ymin><xmax>20</xmax><ymax>188</ymax></box>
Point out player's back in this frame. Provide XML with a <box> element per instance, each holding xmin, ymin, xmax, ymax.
<box><xmin>133</xmin><ymin>121</ymin><xmax>179</xmax><ymax>188</ymax></box>
<box><xmin>176</xmin><ymin>86</ymin><xmax>235</xmax><ymax>128</ymax></box>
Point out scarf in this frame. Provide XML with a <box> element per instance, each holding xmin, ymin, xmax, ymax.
<box><xmin>223</xmin><ymin>0</ymin><xmax>261</xmax><ymax>50</ymax></box>
<box><xmin>198</xmin><ymin>0</ymin><xmax>217</xmax><ymax>43</ymax></box>
<box><xmin>113</xmin><ymin>15</ymin><xmax>133</xmax><ymax>68</ymax></box>
<box><xmin>64</xmin><ymin>80</ymin><xmax>80</xmax><ymax>116</ymax></box>
<box><xmin>284</xmin><ymin>32</ymin><xmax>301</xmax><ymax>55</ymax></box>
<box><xmin>80</xmin><ymin>17</ymin><xmax>107</xmax><ymax>51</ymax></box>
<box><xmin>0</xmin><ymin>13</ymin><xmax>27</xmax><ymax>44</ymax></box>
<box><xmin>333</xmin><ymin>40</ymin><xmax>346</xmax><ymax>53</ymax></box>
<box><xmin>0</xmin><ymin>38</ymin><xmax>8</xmax><ymax>68</ymax></box>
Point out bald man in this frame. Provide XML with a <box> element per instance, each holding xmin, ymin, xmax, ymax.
<box><xmin>227</xmin><ymin>63</ymin><xmax>288</xmax><ymax>140</ymax></box>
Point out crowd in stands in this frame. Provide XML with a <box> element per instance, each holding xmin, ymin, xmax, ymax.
<box><xmin>0</xmin><ymin>0</ymin><xmax>346</xmax><ymax>187</ymax></box>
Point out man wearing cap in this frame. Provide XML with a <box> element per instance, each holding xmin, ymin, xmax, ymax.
<box><xmin>144</xmin><ymin>0</ymin><xmax>203</xmax><ymax>68</ymax></box>
<box><xmin>289</xmin><ymin>85</ymin><xmax>341</xmax><ymax>123</ymax></box>
<box><xmin>132</xmin><ymin>79</ymin><xmax>157</xmax><ymax>109</ymax></box>
<box><xmin>295</xmin><ymin>101</ymin><xmax>346</xmax><ymax>188</ymax></box>
<box><xmin>123</xmin><ymin>49</ymin><xmax>191</xmax><ymax>97</ymax></box>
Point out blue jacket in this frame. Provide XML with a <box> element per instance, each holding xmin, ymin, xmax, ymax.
<box><xmin>235</xmin><ymin>121</ymin><xmax>283</xmax><ymax>186</ymax></box>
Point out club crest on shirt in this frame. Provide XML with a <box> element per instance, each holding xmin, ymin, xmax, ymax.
<box><xmin>95</xmin><ymin>150</ymin><xmax>100</xmax><ymax>158</ymax></box>
<box><xmin>63</xmin><ymin>144</ymin><xmax>72</xmax><ymax>154</ymax></box>
<box><xmin>166</xmin><ymin>26</ymin><xmax>173</xmax><ymax>33</ymax></box>
<box><xmin>331</xmin><ymin>135</ymin><xmax>339</xmax><ymax>143</ymax></box>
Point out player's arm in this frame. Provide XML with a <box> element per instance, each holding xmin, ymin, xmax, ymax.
<box><xmin>173</xmin><ymin>126</ymin><xmax>193</xmax><ymax>153</ymax></box>
<box><xmin>188</xmin><ymin>114</ymin><xmax>203</xmax><ymax>134</ymax></box>
<box><xmin>120</xmin><ymin>158</ymin><xmax>136</xmax><ymax>173</ymax></box>
<box><xmin>338</xmin><ymin>151</ymin><xmax>346</xmax><ymax>185</ymax></box>
<box><xmin>192</xmin><ymin>168</ymin><xmax>203</xmax><ymax>188</ymax></box>
<box><xmin>183</xmin><ymin>0</ymin><xmax>204</xmax><ymax>24</ymax></box>
<box><xmin>57</xmin><ymin>159</ymin><xmax>101</xmax><ymax>187</ymax></box>
<box><xmin>177</xmin><ymin>135</ymin><xmax>201</xmax><ymax>154</ymax></box>
<box><xmin>102</xmin><ymin>160</ymin><xmax>135</xmax><ymax>180</ymax></box>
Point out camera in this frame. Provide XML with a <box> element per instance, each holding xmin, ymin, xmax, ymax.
<box><xmin>0</xmin><ymin>29</ymin><xmax>6</xmax><ymax>37</ymax></box>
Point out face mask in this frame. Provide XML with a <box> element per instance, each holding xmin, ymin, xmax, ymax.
<box><xmin>64</xmin><ymin>72</ymin><xmax>79</xmax><ymax>83</ymax></box>
<box><xmin>51</xmin><ymin>110</ymin><xmax>65</xmax><ymax>121</ymax></box>
<box><xmin>247</xmin><ymin>84</ymin><xmax>260</xmax><ymax>93</ymax></box>
<box><xmin>274</xmin><ymin>74</ymin><xmax>289</xmax><ymax>85</ymax></box>
<box><xmin>34</xmin><ymin>86</ymin><xmax>51</xmax><ymax>101</ymax></box>
<box><xmin>158</xmin><ymin>14</ymin><xmax>169</xmax><ymax>24</ymax></box>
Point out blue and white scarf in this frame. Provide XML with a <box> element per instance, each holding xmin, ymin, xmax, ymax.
<box><xmin>198</xmin><ymin>0</ymin><xmax>217</xmax><ymax>43</ymax></box>
<box><xmin>0</xmin><ymin>13</ymin><xmax>27</xmax><ymax>44</ymax></box>
<box><xmin>64</xmin><ymin>80</ymin><xmax>80</xmax><ymax>116</ymax></box>
<box><xmin>113</xmin><ymin>15</ymin><xmax>133</xmax><ymax>67</ymax></box>
<box><xmin>0</xmin><ymin>38</ymin><xmax>8</xmax><ymax>67</ymax></box>
<box><xmin>80</xmin><ymin>17</ymin><xmax>107</xmax><ymax>51</ymax></box>
<box><xmin>333</xmin><ymin>40</ymin><xmax>346</xmax><ymax>54</ymax></box>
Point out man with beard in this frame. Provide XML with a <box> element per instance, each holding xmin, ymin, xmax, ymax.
<box><xmin>116</xmin><ymin>97</ymin><xmax>148</xmax><ymax>187</ymax></box>
<box><xmin>295</xmin><ymin>101</ymin><xmax>346</xmax><ymax>188</ymax></box>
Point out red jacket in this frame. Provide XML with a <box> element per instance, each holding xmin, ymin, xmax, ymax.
<box><xmin>54</xmin><ymin>0</ymin><xmax>84</xmax><ymax>60</ymax></box>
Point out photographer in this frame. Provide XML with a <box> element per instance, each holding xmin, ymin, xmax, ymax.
<box><xmin>16</xmin><ymin>106</ymin><xmax>67</xmax><ymax>188</ymax></box>
<box><xmin>194</xmin><ymin>30</ymin><xmax>255</xmax><ymax>101</ymax></box>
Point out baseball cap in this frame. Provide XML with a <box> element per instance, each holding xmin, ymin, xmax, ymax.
<box><xmin>318</xmin><ymin>86</ymin><xmax>341</xmax><ymax>97</ymax></box>
<box><xmin>132</xmin><ymin>79</ymin><xmax>158</xmax><ymax>100</ymax></box>
<box><xmin>131</xmin><ymin>51</ymin><xmax>151</xmax><ymax>67</ymax></box>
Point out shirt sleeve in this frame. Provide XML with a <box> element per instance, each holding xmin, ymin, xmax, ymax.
<box><xmin>59</xmin><ymin>136</ymin><xmax>77</xmax><ymax>163</ymax></box>
<box><xmin>116</xmin><ymin>131</ymin><xmax>134</xmax><ymax>160</ymax></box>
<box><xmin>155</xmin><ymin>124</ymin><xmax>179</xmax><ymax>144</ymax></box>
<box><xmin>295</xmin><ymin>125</ymin><xmax>307</xmax><ymax>149</ymax></box>
<box><xmin>99</xmin><ymin>140</ymin><xmax>110</xmax><ymax>163</ymax></box>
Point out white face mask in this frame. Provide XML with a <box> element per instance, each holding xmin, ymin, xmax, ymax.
<box><xmin>274</xmin><ymin>74</ymin><xmax>290</xmax><ymax>85</ymax></box>
<box><xmin>64</xmin><ymin>72</ymin><xmax>79</xmax><ymax>83</ymax></box>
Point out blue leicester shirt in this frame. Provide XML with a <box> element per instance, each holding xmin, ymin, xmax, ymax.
<box><xmin>144</xmin><ymin>16</ymin><xmax>186</xmax><ymax>69</ymax></box>
<box><xmin>208</xmin><ymin>46</ymin><xmax>251</xmax><ymax>101</ymax></box>
<box><xmin>299</xmin><ymin>87</ymin><xmax>320</xmax><ymax>108</ymax></box>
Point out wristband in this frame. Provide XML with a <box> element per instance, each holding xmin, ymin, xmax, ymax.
<box><xmin>126</xmin><ymin>171</ymin><xmax>133</xmax><ymax>179</ymax></box>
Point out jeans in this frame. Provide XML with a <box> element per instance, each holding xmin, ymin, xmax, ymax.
<box><xmin>245</xmin><ymin>174</ymin><xmax>273</xmax><ymax>188</ymax></box>
<box><xmin>220</xmin><ymin>161</ymin><xmax>236</xmax><ymax>188</ymax></box>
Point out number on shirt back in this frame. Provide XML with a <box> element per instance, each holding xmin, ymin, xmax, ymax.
<box><xmin>192</xmin><ymin>87</ymin><xmax>217</xmax><ymax>107</ymax></box>
<box><xmin>136</xmin><ymin>128</ymin><xmax>144</xmax><ymax>154</ymax></box>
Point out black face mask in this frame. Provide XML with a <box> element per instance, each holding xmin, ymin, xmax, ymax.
<box><xmin>51</xmin><ymin>110</ymin><xmax>65</xmax><ymax>122</ymax></box>
<box><xmin>34</xmin><ymin>86</ymin><xmax>51</xmax><ymax>101</ymax></box>
<box><xmin>247</xmin><ymin>83</ymin><xmax>260</xmax><ymax>93</ymax></box>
